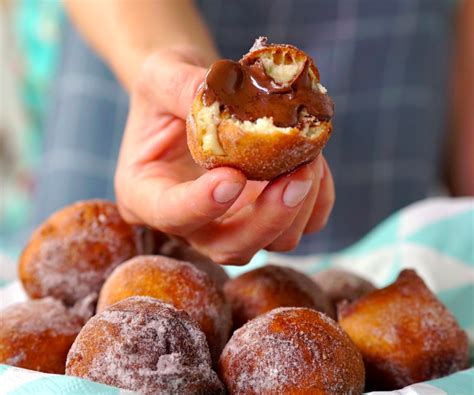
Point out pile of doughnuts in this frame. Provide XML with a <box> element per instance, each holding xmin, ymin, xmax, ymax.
<box><xmin>0</xmin><ymin>198</ymin><xmax>468</xmax><ymax>394</ymax></box>
<box><xmin>0</xmin><ymin>39</ymin><xmax>470</xmax><ymax>393</ymax></box>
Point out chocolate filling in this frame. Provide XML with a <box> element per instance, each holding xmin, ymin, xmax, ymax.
<box><xmin>202</xmin><ymin>56</ymin><xmax>334</xmax><ymax>128</ymax></box>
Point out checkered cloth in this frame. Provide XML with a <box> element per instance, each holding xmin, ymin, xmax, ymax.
<box><xmin>33</xmin><ymin>0</ymin><xmax>458</xmax><ymax>254</ymax></box>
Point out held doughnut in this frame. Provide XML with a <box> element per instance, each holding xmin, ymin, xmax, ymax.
<box><xmin>187</xmin><ymin>37</ymin><xmax>334</xmax><ymax>180</ymax></box>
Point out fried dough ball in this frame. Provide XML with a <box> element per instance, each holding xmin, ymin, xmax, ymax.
<box><xmin>219</xmin><ymin>307</ymin><xmax>365</xmax><ymax>394</ymax></box>
<box><xmin>187</xmin><ymin>37</ymin><xmax>334</xmax><ymax>180</ymax></box>
<box><xmin>156</xmin><ymin>234</ymin><xmax>229</xmax><ymax>289</ymax></box>
<box><xmin>19</xmin><ymin>200</ymin><xmax>145</xmax><ymax>306</ymax></box>
<box><xmin>0</xmin><ymin>298</ymin><xmax>84</xmax><ymax>373</ymax></box>
<box><xmin>312</xmin><ymin>268</ymin><xmax>376</xmax><ymax>311</ymax></box>
<box><xmin>223</xmin><ymin>264</ymin><xmax>335</xmax><ymax>329</ymax></box>
<box><xmin>66</xmin><ymin>296</ymin><xmax>224</xmax><ymax>394</ymax></box>
<box><xmin>338</xmin><ymin>269</ymin><xmax>469</xmax><ymax>390</ymax></box>
<box><xmin>97</xmin><ymin>255</ymin><xmax>232</xmax><ymax>363</ymax></box>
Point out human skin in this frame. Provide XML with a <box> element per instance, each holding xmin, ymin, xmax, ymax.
<box><xmin>447</xmin><ymin>0</ymin><xmax>474</xmax><ymax>196</ymax></box>
<box><xmin>64</xmin><ymin>0</ymin><xmax>336</xmax><ymax>264</ymax></box>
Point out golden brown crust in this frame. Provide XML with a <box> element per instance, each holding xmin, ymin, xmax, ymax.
<box><xmin>223</xmin><ymin>265</ymin><xmax>335</xmax><ymax>330</ymax></box>
<box><xmin>18</xmin><ymin>200</ymin><xmax>144</xmax><ymax>306</ymax></box>
<box><xmin>186</xmin><ymin>40</ymin><xmax>333</xmax><ymax>181</ymax></box>
<box><xmin>154</xmin><ymin>233</ymin><xmax>230</xmax><ymax>290</ymax></box>
<box><xmin>311</xmin><ymin>269</ymin><xmax>376</xmax><ymax>311</ymax></box>
<box><xmin>338</xmin><ymin>269</ymin><xmax>469</xmax><ymax>390</ymax></box>
<box><xmin>97</xmin><ymin>255</ymin><xmax>232</xmax><ymax>364</ymax></box>
<box><xmin>0</xmin><ymin>298</ymin><xmax>83</xmax><ymax>374</ymax></box>
<box><xmin>187</xmin><ymin>93</ymin><xmax>332</xmax><ymax>180</ymax></box>
<box><xmin>66</xmin><ymin>296</ymin><xmax>224</xmax><ymax>394</ymax></box>
<box><xmin>218</xmin><ymin>307</ymin><xmax>365</xmax><ymax>394</ymax></box>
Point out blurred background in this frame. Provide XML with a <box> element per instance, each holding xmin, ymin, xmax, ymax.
<box><xmin>0</xmin><ymin>0</ymin><xmax>472</xmax><ymax>262</ymax></box>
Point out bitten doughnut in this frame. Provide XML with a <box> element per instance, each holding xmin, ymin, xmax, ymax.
<box><xmin>156</xmin><ymin>235</ymin><xmax>229</xmax><ymax>289</ymax></box>
<box><xmin>66</xmin><ymin>296</ymin><xmax>224</xmax><ymax>394</ymax></box>
<box><xmin>219</xmin><ymin>307</ymin><xmax>365</xmax><ymax>394</ymax></box>
<box><xmin>97</xmin><ymin>255</ymin><xmax>232</xmax><ymax>363</ymax></box>
<box><xmin>223</xmin><ymin>264</ymin><xmax>335</xmax><ymax>329</ymax></box>
<box><xmin>338</xmin><ymin>269</ymin><xmax>469</xmax><ymax>390</ymax></box>
<box><xmin>0</xmin><ymin>298</ymin><xmax>83</xmax><ymax>373</ymax></box>
<box><xmin>187</xmin><ymin>37</ymin><xmax>334</xmax><ymax>180</ymax></box>
<box><xmin>19</xmin><ymin>200</ymin><xmax>145</xmax><ymax>306</ymax></box>
<box><xmin>312</xmin><ymin>268</ymin><xmax>376</xmax><ymax>311</ymax></box>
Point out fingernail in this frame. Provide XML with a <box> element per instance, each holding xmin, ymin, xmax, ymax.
<box><xmin>213</xmin><ymin>181</ymin><xmax>243</xmax><ymax>204</ymax></box>
<box><xmin>283</xmin><ymin>180</ymin><xmax>312</xmax><ymax>208</ymax></box>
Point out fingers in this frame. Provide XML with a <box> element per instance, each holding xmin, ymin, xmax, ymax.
<box><xmin>116</xmin><ymin>167</ymin><xmax>246</xmax><ymax>235</ymax></box>
<box><xmin>189</xmin><ymin>163</ymin><xmax>316</xmax><ymax>265</ymax></box>
<box><xmin>304</xmin><ymin>157</ymin><xmax>335</xmax><ymax>233</ymax></box>
<box><xmin>136</xmin><ymin>51</ymin><xmax>207</xmax><ymax>119</ymax></box>
<box><xmin>266</xmin><ymin>157</ymin><xmax>324</xmax><ymax>252</ymax></box>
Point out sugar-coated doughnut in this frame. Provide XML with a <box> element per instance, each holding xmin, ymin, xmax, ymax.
<box><xmin>312</xmin><ymin>268</ymin><xmax>376</xmax><ymax>311</ymax></box>
<box><xmin>97</xmin><ymin>255</ymin><xmax>232</xmax><ymax>363</ymax></box>
<box><xmin>187</xmin><ymin>37</ymin><xmax>334</xmax><ymax>180</ymax></box>
<box><xmin>0</xmin><ymin>298</ymin><xmax>83</xmax><ymax>373</ymax></box>
<box><xmin>338</xmin><ymin>269</ymin><xmax>469</xmax><ymax>390</ymax></box>
<box><xmin>66</xmin><ymin>296</ymin><xmax>224</xmax><ymax>394</ymax></box>
<box><xmin>224</xmin><ymin>264</ymin><xmax>335</xmax><ymax>329</ymax></box>
<box><xmin>219</xmin><ymin>307</ymin><xmax>365</xmax><ymax>394</ymax></box>
<box><xmin>19</xmin><ymin>200</ymin><xmax>145</xmax><ymax>306</ymax></box>
<box><xmin>156</xmin><ymin>235</ymin><xmax>229</xmax><ymax>289</ymax></box>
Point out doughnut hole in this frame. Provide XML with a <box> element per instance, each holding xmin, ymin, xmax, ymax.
<box><xmin>97</xmin><ymin>256</ymin><xmax>232</xmax><ymax>364</ymax></box>
<box><xmin>223</xmin><ymin>264</ymin><xmax>335</xmax><ymax>329</ymax></box>
<box><xmin>338</xmin><ymin>269</ymin><xmax>469</xmax><ymax>390</ymax></box>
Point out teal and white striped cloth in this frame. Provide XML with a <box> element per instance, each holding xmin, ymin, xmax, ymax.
<box><xmin>0</xmin><ymin>197</ymin><xmax>473</xmax><ymax>394</ymax></box>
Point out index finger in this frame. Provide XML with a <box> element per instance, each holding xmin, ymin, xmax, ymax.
<box><xmin>136</xmin><ymin>50</ymin><xmax>207</xmax><ymax>119</ymax></box>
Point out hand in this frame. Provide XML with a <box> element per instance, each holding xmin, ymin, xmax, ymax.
<box><xmin>115</xmin><ymin>47</ymin><xmax>335</xmax><ymax>265</ymax></box>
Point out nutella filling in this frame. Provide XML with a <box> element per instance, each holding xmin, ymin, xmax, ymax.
<box><xmin>202</xmin><ymin>57</ymin><xmax>334</xmax><ymax>128</ymax></box>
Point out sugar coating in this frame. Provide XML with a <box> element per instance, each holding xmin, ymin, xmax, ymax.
<box><xmin>98</xmin><ymin>255</ymin><xmax>232</xmax><ymax>363</ymax></box>
<box><xmin>224</xmin><ymin>265</ymin><xmax>336</xmax><ymax>329</ymax></box>
<box><xmin>189</xmin><ymin>37</ymin><xmax>333</xmax><ymax>181</ymax></box>
<box><xmin>157</xmin><ymin>237</ymin><xmax>229</xmax><ymax>289</ymax></box>
<box><xmin>19</xmin><ymin>200</ymin><xmax>144</xmax><ymax>306</ymax></box>
<box><xmin>249</xmin><ymin>36</ymin><xmax>268</xmax><ymax>52</ymax></box>
<box><xmin>0</xmin><ymin>298</ymin><xmax>84</xmax><ymax>372</ymax></box>
<box><xmin>219</xmin><ymin>307</ymin><xmax>365</xmax><ymax>394</ymax></box>
<box><xmin>66</xmin><ymin>296</ymin><xmax>224</xmax><ymax>394</ymax></box>
<box><xmin>338</xmin><ymin>269</ymin><xmax>469</xmax><ymax>390</ymax></box>
<box><xmin>312</xmin><ymin>268</ymin><xmax>376</xmax><ymax>308</ymax></box>
<box><xmin>0</xmin><ymin>297</ymin><xmax>83</xmax><ymax>337</ymax></box>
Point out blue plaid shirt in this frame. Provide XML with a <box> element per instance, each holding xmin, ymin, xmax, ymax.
<box><xmin>33</xmin><ymin>0</ymin><xmax>458</xmax><ymax>254</ymax></box>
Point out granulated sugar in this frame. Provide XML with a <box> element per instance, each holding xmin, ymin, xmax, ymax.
<box><xmin>312</xmin><ymin>268</ymin><xmax>376</xmax><ymax>307</ymax></box>
<box><xmin>0</xmin><ymin>298</ymin><xmax>84</xmax><ymax>373</ymax></box>
<box><xmin>1</xmin><ymin>298</ymin><xmax>83</xmax><ymax>337</ymax></box>
<box><xmin>66</xmin><ymin>296</ymin><xmax>224</xmax><ymax>394</ymax></box>
<box><xmin>338</xmin><ymin>269</ymin><xmax>469</xmax><ymax>389</ymax></box>
<box><xmin>19</xmin><ymin>200</ymin><xmax>143</xmax><ymax>306</ymax></box>
<box><xmin>219</xmin><ymin>307</ymin><xmax>364</xmax><ymax>394</ymax></box>
<box><xmin>98</xmin><ymin>255</ymin><xmax>232</xmax><ymax>363</ymax></box>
